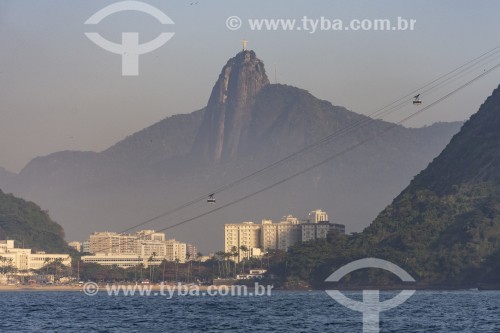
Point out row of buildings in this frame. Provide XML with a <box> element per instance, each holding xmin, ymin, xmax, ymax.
<box><xmin>73</xmin><ymin>230</ymin><xmax>198</xmax><ymax>268</ymax></box>
<box><xmin>225</xmin><ymin>210</ymin><xmax>345</xmax><ymax>261</ymax></box>
<box><xmin>0</xmin><ymin>240</ymin><xmax>71</xmax><ymax>271</ymax></box>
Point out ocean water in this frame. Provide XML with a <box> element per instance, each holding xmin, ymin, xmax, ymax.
<box><xmin>0</xmin><ymin>290</ymin><xmax>499</xmax><ymax>332</ymax></box>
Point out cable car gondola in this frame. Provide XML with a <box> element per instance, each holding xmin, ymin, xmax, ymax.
<box><xmin>413</xmin><ymin>94</ymin><xmax>422</xmax><ymax>105</ymax></box>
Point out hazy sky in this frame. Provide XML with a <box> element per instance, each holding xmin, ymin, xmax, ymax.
<box><xmin>1</xmin><ymin>0</ymin><xmax>500</xmax><ymax>172</ymax></box>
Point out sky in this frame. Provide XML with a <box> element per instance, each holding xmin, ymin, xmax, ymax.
<box><xmin>1</xmin><ymin>0</ymin><xmax>500</xmax><ymax>172</ymax></box>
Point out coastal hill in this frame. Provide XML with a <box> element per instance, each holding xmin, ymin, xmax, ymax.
<box><xmin>0</xmin><ymin>50</ymin><xmax>461</xmax><ymax>250</ymax></box>
<box><xmin>0</xmin><ymin>189</ymin><xmax>70</xmax><ymax>253</ymax></box>
<box><xmin>283</xmin><ymin>84</ymin><xmax>500</xmax><ymax>288</ymax></box>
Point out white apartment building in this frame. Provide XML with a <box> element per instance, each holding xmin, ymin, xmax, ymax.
<box><xmin>80</xmin><ymin>254</ymin><xmax>164</xmax><ymax>268</ymax></box>
<box><xmin>82</xmin><ymin>230</ymin><xmax>188</xmax><ymax>267</ymax></box>
<box><xmin>0</xmin><ymin>240</ymin><xmax>71</xmax><ymax>271</ymax></box>
<box><xmin>307</xmin><ymin>209</ymin><xmax>329</xmax><ymax>223</ymax></box>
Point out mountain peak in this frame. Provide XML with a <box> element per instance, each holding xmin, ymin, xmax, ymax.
<box><xmin>192</xmin><ymin>50</ymin><xmax>270</xmax><ymax>162</ymax></box>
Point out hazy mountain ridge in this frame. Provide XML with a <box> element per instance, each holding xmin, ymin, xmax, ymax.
<box><xmin>0</xmin><ymin>51</ymin><xmax>463</xmax><ymax>250</ymax></box>
<box><xmin>0</xmin><ymin>167</ymin><xmax>15</xmax><ymax>189</ymax></box>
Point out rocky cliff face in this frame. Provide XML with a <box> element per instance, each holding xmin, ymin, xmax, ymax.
<box><xmin>192</xmin><ymin>50</ymin><xmax>270</xmax><ymax>162</ymax></box>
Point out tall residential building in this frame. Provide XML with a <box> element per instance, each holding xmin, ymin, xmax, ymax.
<box><xmin>224</xmin><ymin>222</ymin><xmax>261</xmax><ymax>262</ymax></box>
<box><xmin>82</xmin><ymin>241</ymin><xmax>90</xmax><ymax>253</ymax></box>
<box><xmin>186</xmin><ymin>244</ymin><xmax>198</xmax><ymax>260</ymax></box>
<box><xmin>165</xmin><ymin>240</ymin><xmax>186</xmax><ymax>263</ymax></box>
<box><xmin>301</xmin><ymin>222</ymin><xmax>345</xmax><ymax>242</ymax></box>
<box><xmin>136</xmin><ymin>230</ymin><xmax>166</xmax><ymax>241</ymax></box>
<box><xmin>261</xmin><ymin>216</ymin><xmax>301</xmax><ymax>251</ymax></box>
<box><xmin>89</xmin><ymin>231</ymin><xmax>138</xmax><ymax>255</ymax></box>
<box><xmin>307</xmin><ymin>209</ymin><xmax>329</xmax><ymax>223</ymax></box>
<box><xmin>139</xmin><ymin>240</ymin><xmax>167</xmax><ymax>258</ymax></box>
<box><xmin>225</xmin><ymin>210</ymin><xmax>346</xmax><ymax>255</ymax></box>
<box><xmin>276</xmin><ymin>215</ymin><xmax>302</xmax><ymax>251</ymax></box>
<box><xmin>260</xmin><ymin>219</ymin><xmax>277</xmax><ymax>252</ymax></box>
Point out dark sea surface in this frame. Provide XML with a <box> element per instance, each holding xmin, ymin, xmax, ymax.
<box><xmin>0</xmin><ymin>290</ymin><xmax>499</xmax><ymax>332</ymax></box>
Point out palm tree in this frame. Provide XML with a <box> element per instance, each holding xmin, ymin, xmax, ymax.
<box><xmin>239</xmin><ymin>245</ymin><xmax>249</xmax><ymax>274</ymax></box>
<box><xmin>53</xmin><ymin>258</ymin><xmax>64</xmax><ymax>282</ymax></box>
<box><xmin>186</xmin><ymin>253</ymin><xmax>191</xmax><ymax>283</ymax></box>
<box><xmin>196</xmin><ymin>252</ymin><xmax>203</xmax><ymax>282</ymax></box>
<box><xmin>0</xmin><ymin>256</ymin><xmax>6</xmax><ymax>274</ymax></box>
<box><xmin>151</xmin><ymin>252</ymin><xmax>157</xmax><ymax>283</ymax></box>
<box><xmin>174</xmin><ymin>258</ymin><xmax>180</xmax><ymax>282</ymax></box>
<box><xmin>138</xmin><ymin>263</ymin><xmax>144</xmax><ymax>281</ymax></box>
<box><xmin>230</xmin><ymin>247</ymin><xmax>239</xmax><ymax>277</ymax></box>
<box><xmin>43</xmin><ymin>258</ymin><xmax>51</xmax><ymax>276</ymax></box>
<box><xmin>161</xmin><ymin>259</ymin><xmax>167</xmax><ymax>283</ymax></box>
<box><xmin>148</xmin><ymin>252</ymin><xmax>157</xmax><ymax>283</ymax></box>
<box><xmin>215</xmin><ymin>251</ymin><xmax>226</xmax><ymax>277</ymax></box>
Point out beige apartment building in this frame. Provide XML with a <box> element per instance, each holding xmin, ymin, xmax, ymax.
<box><xmin>224</xmin><ymin>222</ymin><xmax>261</xmax><ymax>262</ymax></box>
<box><xmin>276</xmin><ymin>215</ymin><xmax>302</xmax><ymax>250</ymax></box>
<box><xmin>165</xmin><ymin>239</ymin><xmax>187</xmax><ymax>263</ymax></box>
<box><xmin>89</xmin><ymin>231</ymin><xmax>138</xmax><ymax>255</ymax></box>
<box><xmin>224</xmin><ymin>210</ymin><xmax>346</xmax><ymax>258</ymax></box>
<box><xmin>261</xmin><ymin>215</ymin><xmax>302</xmax><ymax>251</ymax></box>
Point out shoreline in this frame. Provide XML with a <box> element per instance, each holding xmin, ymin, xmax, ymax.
<box><xmin>0</xmin><ymin>284</ymin><xmax>500</xmax><ymax>293</ymax></box>
<box><xmin>0</xmin><ymin>284</ymin><xmax>266</xmax><ymax>292</ymax></box>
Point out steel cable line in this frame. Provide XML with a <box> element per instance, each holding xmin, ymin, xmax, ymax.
<box><xmin>150</xmin><ymin>61</ymin><xmax>500</xmax><ymax>234</ymax></box>
<box><xmin>117</xmin><ymin>44</ymin><xmax>500</xmax><ymax>236</ymax></box>
<box><xmin>88</xmin><ymin>48</ymin><xmax>500</xmax><ymax>256</ymax></box>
